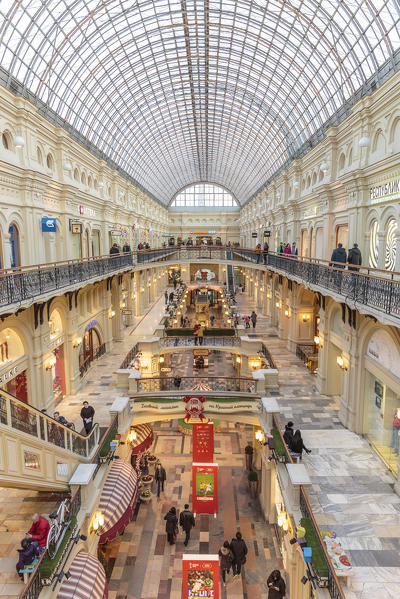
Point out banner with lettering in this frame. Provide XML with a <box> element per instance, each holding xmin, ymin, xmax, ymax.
<box><xmin>182</xmin><ymin>554</ymin><xmax>219</xmax><ymax>599</ymax></box>
<box><xmin>192</xmin><ymin>463</ymin><xmax>218</xmax><ymax>515</ymax></box>
<box><xmin>193</xmin><ymin>422</ymin><xmax>214</xmax><ymax>463</ymax></box>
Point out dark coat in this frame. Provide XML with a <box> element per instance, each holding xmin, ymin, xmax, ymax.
<box><xmin>219</xmin><ymin>547</ymin><xmax>234</xmax><ymax>570</ymax></box>
<box><xmin>80</xmin><ymin>405</ymin><xmax>95</xmax><ymax>423</ymax></box>
<box><xmin>110</xmin><ymin>246</ymin><xmax>120</xmax><ymax>255</ymax></box>
<box><xmin>283</xmin><ymin>426</ymin><xmax>294</xmax><ymax>447</ymax></box>
<box><xmin>16</xmin><ymin>543</ymin><xmax>39</xmax><ymax>573</ymax></box>
<box><xmin>348</xmin><ymin>247</ymin><xmax>362</xmax><ymax>270</ymax></box>
<box><xmin>155</xmin><ymin>466</ymin><xmax>166</xmax><ymax>482</ymax></box>
<box><xmin>290</xmin><ymin>436</ymin><xmax>309</xmax><ymax>455</ymax></box>
<box><xmin>179</xmin><ymin>509</ymin><xmax>195</xmax><ymax>531</ymax></box>
<box><xmin>122</xmin><ymin>244</ymin><xmax>131</xmax><ymax>253</ymax></box>
<box><xmin>164</xmin><ymin>511</ymin><xmax>178</xmax><ymax>534</ymax></box>
<box><xmin>330</xmin><ymin>247</ymin><xmax>347</xmax><ymax>267</ymax></box>
<box><xmin>230</xmin><ymin>538</ymin><xmax>248</xmax><ymax>564</ymax></box>
<box><xmin>267</xmin><ymin>574</ymin><xmax>286</xmax><ymax>599</ymax></box>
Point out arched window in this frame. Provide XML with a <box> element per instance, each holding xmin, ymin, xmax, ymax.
<box><xmin>46</xmin><ymin>153</ymin><xmax>54</xmax><ymax>170</ymax></box>
<box><xmin>88</xmin><ymin>176</ymin><xmax>92</xmax><ymax>188</ymax></box>
<box><xmin>338</xmin><ymin>152</ymin><xmax>345</xmax><ymax>171</ymax></box>
<box><xmin>73</xmin><ymin>168</ymin><xmax>79</xmax><ymax>181</ymax></box>
<box><xmin>2</xmin><ymin>132</ymin><xmax>11</xmax><ymax>149</ymax></box>
<box><xmin>9</xmin><ymin>223</ymin><xmax>21</xmax><ymax>268</ymax></box>
<box><xmin>81</xmin><ymin>172</ymin><xmax>86</xmax><ymax>185</ymax></box>
<box><xmin>170</xmin><ymin>183</ymin><xmax>238</xmax><ymax>207</ymax></box>
<box><xmin>385</xmin><ymin>218</ymin><xmax>398</xmax><ymax>271</ymax></box>
<box><xmin>37</xmin><ymin>147</ymin><xmax>43</xmax><ymax>165</ymax></box>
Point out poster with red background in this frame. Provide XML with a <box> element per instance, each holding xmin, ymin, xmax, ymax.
<box><xmin>193</xmin><ymin>422</ymin><xmax>214</xmax><ymax>463</ymax></box>
<box><xmin>182</xmin><ymin>554</ymin><xmax>219</xmax><ymax>599</ymax></box>
<box><xmin>192</xmin><ymin>463</ymin><xmax>218</xmax><ymax>515</ymax></box>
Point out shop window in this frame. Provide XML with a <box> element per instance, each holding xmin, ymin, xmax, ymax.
<box><xmin>46</xmin><ymin>153</ymin><xmax>54</xmax><ymax>170</ymax></box>
<box><xmin>5</xmin><ymin>370</ymin><xmax>28</xmax><ymax>403</ymax></box>
<box><xmin>369</xmin><ymin>220</ymin><xmax>378</xmax><ymax>268</ymax></box>
<box><xmin>24</xmin><ymin>451</ymin><xmax>40</xmax><ymax>470</ymax></box>
<box><xmin>194</xmin><ymin>268</ymin><xmax>216</xmax><ymax>282</ymax></box>
<box><xmin>8</xmin><ymin>223</ymin><xmax>20</xmax><ymax>268</ymax></box>
<box><xmin>79</xmin><ymin>327</ymin><xmax>102</xmax><ymax>370</ymax></box>
<box><xmin>385</xmin><ymin>218</ymin><xmax>398</xmax><ymax>271</ymax></box>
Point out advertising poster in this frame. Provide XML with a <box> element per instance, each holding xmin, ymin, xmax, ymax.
<box><xmin>192</xmin><ymin>463</ymin><xmax>218</xmax><ymax>515</ymax></box>
<box><xmin>193</xmin><ymin>422</ymin><xmax>214</xmax><ymax>463</ymax></box>
<box><xmin>182</xmin><ymin>554</ymin><xmax>219</xmax><ymax>599</ymax></box>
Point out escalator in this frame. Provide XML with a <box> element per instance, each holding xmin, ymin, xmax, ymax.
<box><xmin>226</xmin><ymin>263</ymin><xmax>235</xmax><ymax>293</ymax></box>
<box><xmin>0</xmin><ymin>388</ymin><xmax>100</xmax><ymax>490</ymax></box>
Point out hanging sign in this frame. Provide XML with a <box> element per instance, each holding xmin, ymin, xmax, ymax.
<box><xmin>41</xmin><ymin>218</ymin><xmax>57</xmax><ymax>232</ymax></box>
<box><xmin>252</xmin><ymin>232</ymin><xmax>257</xmax><ymax>238</ymax></box>
<box><xmin>264</xmin><ymin>230</ymin><xmax>271</xmax><ymax>237</ymax></box>
<box><xmin>182</xmin><ymin>554</ymin><xmax>219</xmax><ymax>599</ymax></box>
<box><xmin>192</xmin><ymin>462</ymin><xmax>218</xmax><ymax>515</ymax></box>
<box><xmin>71</xmin><ymin>223</ymin><xmax>82</xmax><ymax>234</ymax></box>
<box><xmin>193</xmin><ymin>423</ymin><xmax>214</xmax><ymax>463</ymax></box>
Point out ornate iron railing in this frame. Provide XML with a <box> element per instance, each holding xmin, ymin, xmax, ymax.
<box><xmin>79</xmin><ymin>342</ymin><xmax>106</xmax><ymax>377</ymax></box>
<box><xmin>0</xmin><ymin>388</ymin><xmax>99</xmax><ymax>458</ymax></box>
<box><xmin>159</xmin><ymin>336</ymin><xmax>241</xmax><ymax>348</ymax></box>
<box><xmin>260</xmin><ymin>343</ymin><xmax>277</xmax><ymax>369</ymax></box>
<box><xmin>120</xmin><ymin>343</ymin><xmax>140</xmax><ymax>369</ymax></box>
<box><xmin>139</xmin><ymin>375</ymin><xmax>255</xmax><ymax>393</ymax></box>
<box><xmin>91</xmin><ymin>413</ymin><xmax>119</xmax><ymax>479</ymax></box>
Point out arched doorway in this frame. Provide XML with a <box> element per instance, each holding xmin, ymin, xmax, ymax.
<box><xmin>49</xmin><ymin>308</ymin><xmax>67</xmax><ymax>405</ymax></box>
<box><xmin>79</xmin><ymin>326</ymin><xmax>102</xmax><ymax>374</ymax></box>
<box><xmin>9</xmin><ymin>223</ymin><xmax>20</xmax><ymax>268</ymax></box>
<box><xmin>0</xmin><ymin>327</ymin><xmax>29</xmax><ymax>403</ymax></box>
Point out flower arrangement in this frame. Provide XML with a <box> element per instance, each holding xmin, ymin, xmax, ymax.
<box><xmin>142</xmin><ymin>474</ymin><xmax>153</xmax><ymax>482</ymax></box>
<box><xmin>140</xmin><ymin>489</ymin><xmax>151</xmax><ymax>498</ymax></box>
<box><xmin>147</xmin><ymin>454</ymin><xmax>157</xmax><ymax>461</ymax></box>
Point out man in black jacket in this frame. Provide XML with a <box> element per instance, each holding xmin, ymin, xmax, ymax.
<box><xmin>230</xmin><ymin>531</ymin><xmax>248</xmax><ymax>577</ymax></box>
<box><xmin>80</xmin><ymin>401</ymin><xmax>95</xmax><ymax>434</ymax></box>
<box><xmin>155</xmin><ymin>463</ymin><xmax>166</xmax><ymax>497</ymax></box>
<box><xmin>179</xmin><ymin>504</ymin><xmax>195</xmax><ymax>546</ymax></box>
<box><xmin>330</xmin><ymin>243</ymin><xmax>347</xmax><ymax>268</ymax></box>
<box><xmin>347</xmin><ymin>243</ymin><xmax>362</xmax><ymax>271</ymax></box>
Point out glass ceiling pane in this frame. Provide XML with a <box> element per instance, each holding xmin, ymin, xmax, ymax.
<box><xmin>0</xmin><ymin>0</ymin><xmax>399</xmax><ymax>205</ymax></box>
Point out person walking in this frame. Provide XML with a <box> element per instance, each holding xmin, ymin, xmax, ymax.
<box><xmin>80</xmin><ymin>401</ymin><xmax>95</xmax><ymax>434</ymax></box>
<box><xmin>210</xmin><ymin>314</ymin><xmax>215</xmax><ymax>326</ymax></box>
<box><xmin>165</xmin><ymin>290</ymin><xmax>168</xmax><ymax>304</ymax></box>
<box><xmin>243</xmin><ymin>314</ymin><xmax>250</xmax><ymax>328</ymax></box>
<box><xmin>230</xmin><ymin>531</ymin><xmax>248</xmax><ymax>578</ymax></box>
<box><xmin>219</xmin><ymin>540</ymin><xmax>234</xmax><ymax>585</ymax></box>
<box><xmin>255</xmin><ymin>243</ymin><xmax>262</xmax><ymax>263</ymax></box>
<box><xmin>283</xmin><ymin>243</ymin><xmax>291</xmax><ymax>256</ymax></box>
<box><xmin>174</xmin><ymin>375</ymin><xmax>182</xmax><ymax>389</ymax></box>
<box><xmin>330</xmin><ymin>243</ymin><xmax>347</xmax><ymax>268</ymax></box>
<box><xmin>263</xmin><ymin>240</ymin><xmax>269</xmax><ymax>264</ymax></box>
<box><xmin>109</xmin><ymin>243</ymin><xmax>120</xmax><ymax>255</ymax></box>
<box><xmin>250</xmin><ymin>310</ymin><xmax>257</xmax><ymax>329</ymax></box>
<box><xmin>267</xmin><ymin>569</ymin><xmax>286</xmax><ymax>598</ymax></box>
<box><xmin>122</xmin><ymin>242</ymin><xmax>131</xmax><ymax>253</ymax></box>
<box><xmin>197</xmin><ymin>324</ymin><xmax>204</xmax><ymax>345</ymax></box>
<box><xmin>173</xmin><ymin>278</ymin><xmax>177</xmax><ymax>290</ymax></box>
<box><xmin>291</xmin><ymin>242</ymin><xmax>298</xmax><ymax>257</ymax></box>
<box><xmin>348</xmin><ymin>243</ymin><xmax>362</xmax><ymax>271</ymax></box>
<box><xmin>164</xmin><ymin>506</ymin><xmax>178</xmax><ymax>545</ymax></box>
<box><xmin>155</xmin><ymin>463</ymin><xmax>166</xmax><ymax>497</ymax></box>
<box><xmin>289</xmin><ymin>429</ymin><xmax>311</xmax><ymax>458</ymax></box>
<box><xmin>179</xmin><ymin>504</ymin><xmax>195</xmax><ymax>546</ymax></box>
<box><xmin>193</xmin><ymin>324</ymin><xmax>199</xmax><ymax>345</ymax></box>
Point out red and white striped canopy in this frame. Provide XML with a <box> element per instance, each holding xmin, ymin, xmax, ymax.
<box><xmin>57</xmin><ymin>552</ymin><xmax>107</xmax><ymax>599</ymax></box>
<box><xmin>130</xmin><ymin>423</ymin><xmax>154</xmax><ymax>455</ymax></box>
<box><xmin>98</xmin><ymin>460</ymin><xmax>139</xmax><ymax>544</ymax></box>
<box><xmin>192</xmin><ymin>382</ymin><xmax>212</xmax><ymax>391</ymax></box>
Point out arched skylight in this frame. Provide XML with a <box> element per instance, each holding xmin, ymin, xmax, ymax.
<box><xmin>0</xmin><ymin>1</ymin><xmax>399</xmax><ymax>204</ymax></box>
<box><xmin>171</xmin><ymin>183</ymin><xmax>238</xmax><ymax>207</ymax></box>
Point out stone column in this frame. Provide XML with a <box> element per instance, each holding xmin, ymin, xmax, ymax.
<box><xmin>377</xmin><ymin>231</ymin><xmax>386</xmax><ymax>270</ymax></box>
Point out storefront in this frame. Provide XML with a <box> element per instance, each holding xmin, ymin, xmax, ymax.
<box><xmin>79</xmin><ymin>322</ymin><xmax>103</xmax><ymax>374</ymax></box>
<box><xmin>363</xmin><ymin>329</ymin><xmax>400</xmax><ymax>475</ymax></box>
<box><xmin>168</xmin><ymin>266</ymin><xmax>181</xmax><ymax>284</ymax></box>
<box><xmin>0</xmin><ymin>328</ymin><xmax>29</xmax><ymax>403</ymax></box>
<box><xmin>71</xmin><ymin>222</ymin><xmax>83</xmax><ymax>259</ymax></box>
<box><xmin>49</xmin><ymin>310</ymin><xmax>66</xmax><ymax>404</ymax></box>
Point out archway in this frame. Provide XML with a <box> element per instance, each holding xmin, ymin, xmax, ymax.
<box><xmin>8</xmin><ymin>223</ymin><xmax>20</xmax><ymax>268</ymax></box>
<box><xmin>0</xmin><ymin>327</ymin><xmax>28</xmax><ymax>403</ymax></box>
<box><xmin>79</xmin><ymin>326</ymin><xmax>102</xmax><ymax>373</ymax></box>
<box><xmin>49</xmin><ymin>308</ymin><xmax>67</xmax><ymax>405</ymax></box>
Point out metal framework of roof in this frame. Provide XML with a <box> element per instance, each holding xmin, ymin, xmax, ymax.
<box><xmin>0</xmin><ymin>1</ymin><xmax>399</xmax><ymax>205</ymax></box>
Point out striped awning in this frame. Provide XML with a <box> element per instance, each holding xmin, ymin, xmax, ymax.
<box><xmin>130</xmin><ymin>423</ymin><xmax>154</xmax><ymax>455</ymax></box>
<box><xmin>98</xmin><ymin>460</ymin><xmax>139</xmax><ymax>545</ymax></box>
<box><xmin>57</xmin><ymin>552</ymin><xmax>107</xmax><ymax>599</ymax></box>
<box><xmin>192</xmin><ymin>382</ymin><xmax>212</xmax><ymax>391</ymax></box>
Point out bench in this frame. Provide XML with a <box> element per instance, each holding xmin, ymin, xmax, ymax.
<box><xmin>19</xmin><ymin>557</ymin><xmax>38</xmax><ymax>582</ymax></box>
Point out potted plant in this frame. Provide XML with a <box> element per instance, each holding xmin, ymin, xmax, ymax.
<box><xmin>248</xmin><ymin>470</ymin><xmax>259</xmax><ymax>496</ymax></box>
<box><xmin>245</xmin><ymin>444</ymin><xmax>254</xmax><ymax>470</ymax></box>
<box><xmin>141</xmin><ymin>474</ymin><xmax>154</xmax><ymax>487</ymax></box>
<box><xmin>147</xmin><ymin>454</ymin><xmax>157</xmax><ymax>464</ymax></box>
<box><xmin>140</xmin><ymin>489</ymin><xmax>152</xmax><ymax>504</ymax></box>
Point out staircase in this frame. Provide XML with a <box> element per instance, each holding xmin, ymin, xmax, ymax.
<box><xmin>0</xmin><ymin>389</ymin><xmax>100</xmax><ymax>490</ymax></box>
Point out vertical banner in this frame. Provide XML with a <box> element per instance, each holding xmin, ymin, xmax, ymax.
<box><xmin>193</xmin><ymin>422</ymin><xmax>214</xmax><ymax>463</ymax></box>
<box><xmin>192</xmin><ymin>463</ymin><xmax>218</xmax><ymax>515</ymax></box>
<box><xmin>182</xmin><ymin>554</ymin><xmax>219</xmax><ymax>599</ymax></box>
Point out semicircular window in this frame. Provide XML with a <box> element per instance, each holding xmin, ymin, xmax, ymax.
<box><xmin>170</xmin><ymin>184</ymin><xmax>238</xmax><ymax>208</ymax></box>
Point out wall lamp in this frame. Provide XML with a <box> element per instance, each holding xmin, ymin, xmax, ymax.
<box><xmin>73</xmin><ymin>337</ymin><xmax>82</xmax><ymax>348</ymax></box>
<box><xmin>284</xmin><ymin>309</ymin><xmax>290</xmax><ymax>317</ymax></box>
<box><xmin>314</xmin><ymin>335</ymin><xmax>323</xmax><ymax>348</ymax></box>
<box><xmin>128</xmin><ymin>427</ymin><xmax>137</xmax><ymax>443</ymax></box>
<box><xmin>336</xmin><ymin>355</ymin><xmax>348</xmax><ymax>371</ymax></box>
<box><xmin>45</xmin><ymin>357</ymin><xmax>57</xmax><ymax>370</ymax></box>
<box><xmin>255</xmin><ymin>429</ymin><xmax>264</xmax><ymax>444</ymax></box>
<box><xmin>108</xmin><ymin>310</ymin><xmax>116</xmax><ymax>319</ymax></box>
<box><xmin>302</xmin><ymin>314</ymin><xmax>311</xmax><ymax>323</ymax></box>
<box><xmin>91</xmin><ymin>510</ymin><xmax>105</xmax><ymax>532</ymax></box>
<box><xmin>159</xmin><ymin>355</ymin><xmax>165</xmax><ymax>364</ymax></box>
<box><xmin>236</xmin><ymin>356</ymin><xmax>242</xmax><ymax>364</ymax></box>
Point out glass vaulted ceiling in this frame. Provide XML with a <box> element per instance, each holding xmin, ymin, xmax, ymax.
<box><xmin>0</xmin><ymin>2</ymin><xmax>399</xmax><ymax>205</ymax></box>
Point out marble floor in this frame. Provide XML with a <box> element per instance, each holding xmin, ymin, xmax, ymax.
<box><xmin>105</xmin><ymin>420</ymin><xmax>283</xmax><ymax>599</ymax></box>
<box><xmin>236</xmin><ymin>291</ymin><xmax>400</xmax><ymax>599</ymax></box>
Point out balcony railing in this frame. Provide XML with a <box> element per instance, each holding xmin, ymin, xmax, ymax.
<box><xmin>159</xmin><ymin>336</ymin><xmax>241</xmax><ymax>348</ymax></box>
<box><xmin>138</xmin><ymin>375</ymin><xmax>255</xmax><ymax>393</ymax></box>
<box><xmin>0</xmin><ymin>388</ymin><xmax>99</xmax><ymax>458</ymax></box>
<box><xmin>271</xmin><ymin>415</ymin><xmax>346</xmax><ymax>599</ymax></box>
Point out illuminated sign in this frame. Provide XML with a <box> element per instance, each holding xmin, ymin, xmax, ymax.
<box><xmin>370</xmin><ymin>180</ymin><xmax>400</xmax><ymax>203</ymax></box>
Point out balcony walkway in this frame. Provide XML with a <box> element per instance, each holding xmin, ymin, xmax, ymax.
<box><xmin>237</xmin><ymin>291</ymin><xmax>400</xmax><ymax>599</ymax></box>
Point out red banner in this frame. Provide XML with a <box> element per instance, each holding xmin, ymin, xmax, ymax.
<box><xmin>193</xmin><ymin>422</ymin><xmax>214</xmax><ymax>463</ymax></box>
<box><xmin>182</xmin><ymin>554</ymin><xmax>219</xmax><ymax>599</ymax></box>
<box><xmin>192</xmin><ymin>463</ymin><xmax>218</xmax><ymax>515</ymax></box>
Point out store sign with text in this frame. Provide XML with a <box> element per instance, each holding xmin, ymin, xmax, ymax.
<box><xmin>182</xmin><ymin>554</ymin><xmax>219</xmax><ymax>599</ymax></box>
<box><xmin>193</xmin><ymin>423</ymin><xmax>214</xmax><ymax>463</ymax></box>
<box><xmin>79</xmin><ymin>205</ymin><xmax>96</xmax><ymax>217</ymax></box>
<box><xmin>132</xmin><ymin>399</ymin><xmax>258</xmax><ymax>414</ymax></box>
<box><xmin>41</xmin><ymin>218</ymin><xmax>57</xmax><ymax>232</ymax></box>
<box><xmin>370</xmin><ymin>180</ymin><xmax>400</xmax><ymax>203</ymax></box>
<box><xmin>192</xmin><ymin>463</ymin><xmax>218</xmax><ymax>515</ymax></box>
<box><xmin>0</xmin><ymin>365</ymin><xmax>18</xmax><ymax>384</ymax></box>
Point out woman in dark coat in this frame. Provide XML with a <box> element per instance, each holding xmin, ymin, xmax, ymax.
<box><xmin>230</xmin><ymin>531</ymin><xmax>248</xmax><ymax>576</ymax></box>
<box><xmin>267</xmin><ymin>570</ymin><xmax>286</xmax><ymax>599</ymax></box>
<box><xmin>289</xmin><ymin>430</ymin><xmax>311</xmax><ymax>457</ymax></box>
<box><xmin>218</xmin><ymin>540</ymin><xmax>234</xmax><ymax>584</ymax></box>
<box><xmin>16</xmin><ymin>539</ymin><xmax>39</xmax><ymax>579</ymax></box>
<box><xmin>164</xmin><ymin>507</ymin><xmax>178</xmax><ymax>545</ymax></box>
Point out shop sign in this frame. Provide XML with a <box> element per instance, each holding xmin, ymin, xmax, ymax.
<box><xmin>71</xmin><ymin>223</ymin><xmax>82</xmax><ymax>234</ymax></box>
<box><xmin>132</xmin><ymin>399</ymin><xmax>258</xmax><ymax>414</ymax></box>
<box><xmin>370</xmin><ymin>180</ymin><xmax>400</xmax><ymax>203</ymax></box>
<box><xmin>182</xmin><ymin>554</ymin><xmax>219</xmax><ymax>599</ymax></box>
<box><xmin>252</xmin><ymin>232</ymin><xmax>257</xmax><ymax>238</ymax></box>
<box><xmin>79</xmin><ymin>205</ymin><xmax>96</xmax><ymax>217</ymax></box>
<box><xmin>110</xmin><ymin>230</ymin><xmax>122</xmax><ymax>236</ymax></box>
<box><xmin>192</xmin><ymin>462</ymin><xmax>218</xmax><ymax>515</ymax></box>
<box><xmin>193</xmin><ymin>423</ymin><xmax>214</xmax><ymax>463</ymax></box>
<box><xmin>264</xmin><ymin>230</ymin><xmax>271</xmax><ymax>237</ymax></box>
<box><xmin>49</xmin><ymin>335</ymin><xmax>64</xmax><ymax>350</ymax></box>
<box><xmin>85</xmin><ymin>319</ymin><xmax>98</xmax><ymax>332</ymax></box>
<box><xmin>41</xmin><ymin>218</ymin><xmax>57</xmax><ymax>232</ymax></box>
<box><xmin>0</xmin><ymin>365</ymin><xmax>18</xmax><ymax>384</ymax></box>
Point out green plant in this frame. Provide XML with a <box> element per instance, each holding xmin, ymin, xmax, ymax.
<box><xmin>248</xmin><ymin>470</ymin><xmax>258</xmax><ymax>482</ymax></box>
<box><xmin>140</xmin><ymin>489</ymin><xmax>151</xmax><ymax>498</ymax></box>
<box><xmin>245</xmin><ymin>444</ymin><xmax>254</xmax><ymax>454</ymax></box>
<box><xmin>40</xmin><ymin>515</ymin><xmax>77</xmax><ymax>579</ymax></box>
<box><xmin>270</xmin><ymin>428</ymin><xmax>286</xmax><ymax>457</ymax></box>
<box><xmin>300</xmin><ymin>518</ymin><xmax>329</xmax><ymax>578</ymax></box>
